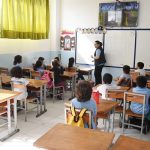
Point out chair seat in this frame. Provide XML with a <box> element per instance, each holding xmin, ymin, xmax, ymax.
<box><xmin>115</xmin><ymin>106</ymin><xmax>123</xmax><ymax>113</ymax></box>
<box><xmin>0</xmin><ymin>99</ymin><xmax>14</xmax><ymax>107</ymax></box>
<box><xmin>0</xmin><ymin>108</ymin><xmax>7</xmax><ymax>115</ymax></box>
<box><xmin>126</xmin><ymin>109</ymin><xmax>142</xmax><ymax>118</ymax></box>
<box><xmin>97</xmin><ymin>113</ymin><xmax>109</xmax><ymax>119</ymax></box>
<box><xmin>26</xmin><ymin>97</ymin><xmax>38</xmax><ymax>103</ymax></box>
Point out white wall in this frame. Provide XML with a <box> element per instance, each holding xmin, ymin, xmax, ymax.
<box><xmin>61</xmin><ymin>0</ymin><xmax>150</xmax><ymax>31</ymax></box>
<box><xmin>60</xmin><ymin>0</ymin><xmax>150</xmax><ymax>78</ymax></box>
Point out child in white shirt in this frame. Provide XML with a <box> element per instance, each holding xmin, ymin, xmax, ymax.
<box><xmin>11</xmin><ymin>66</ymin><xmax>29</xmax><ymax>100</ymax></box>
<box><xmin>97</xmin><ymin>73</ymin><xmax>115</xmax><ymax>99</ymax></box>
<box><xmin>135</xmin><ymin>62</ymin><xmax>145</xmax><ymax>76</ymax></box>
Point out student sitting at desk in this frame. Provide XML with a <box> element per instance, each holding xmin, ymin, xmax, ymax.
<box><xmin>37</xmin><ymin>57</ymin><xmax>46</xmax><ymax>69</ymax></box>
<box><xmin>34</xmin><ymin>60</ymin><xmax>44</xmax><ymax>76</ymax></box>
<box><xmin>50</xmin><ymin>59</ymin><xmax>64</xmax><ymax>87</ymax></box>
<box><xmin>135</xmin><ymin>62</ymin><xmax>145</xmax><ymax>76</ymax></box>
<box><xmin>11</xmin><ymin>66</ymin><xmax>29</xmax><ymax>100</ymax></box>
<box><xmin>54</xmin><ymin>57</ymin><xmax>65</xmax><ymax>71</ymax></box>
<box><xmin>130</xmin><ymin>76</ymin><xmax>150</xmax><ymax>115</ymax></box>
<box><xmin>71</xmin><ymin>80</ymin><xmax>97</xmax><ymax>129</ymax></box>
<box><xmin>68</xmin><ymin>57</ymin><xmax>85</xmax><ymax>80</ymax></box>
<box><xmin>116</xmin><ymin>65</ymin><xmax>131</xmax><ymax>87</ymax></box>
<box><xmin>97</xmin><ymin>73</ymin><xmax>117</xmax><ymax>99</ymax></box>
<box><xmin>13</xmin><ymin>55</ymin><xmax>22</xmax><ymax>68</ymax></box>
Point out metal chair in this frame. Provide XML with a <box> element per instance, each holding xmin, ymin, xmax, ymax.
<box><xmin>48</xmin><ymin>72</ymin><xmax>64</xmax><ymax>103</ymax></box>
<box><xmin>11</xmin><ymin>82</ymin><xmax>39</xmax><ymax>122</ymax></box>
<box><xmin>64</xmin><ymin>103</ymin><xmax>92</xmax><ymax>129</ymax></box>
<box><xmin>122</xmin><ymin>92</ymin><xmax>146</xmax><ymax>135</ymax></box>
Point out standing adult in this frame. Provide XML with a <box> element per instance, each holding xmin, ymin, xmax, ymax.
<box><xmin>91</xmin><ymin>41</ymin><xmax>106</xmax><ymax>85</ymax></box>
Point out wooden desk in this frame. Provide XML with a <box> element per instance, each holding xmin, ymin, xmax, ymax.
<box><xmin>78</xmin><ymin>67</ymin><xmax>94</xmax><ymax>80</ymax></box>
<box><xmin>27</xmin><ymin>79</ymin><xmax>48</xmax><ymax>117</ymax></box>
<box><xmin>0</xmin><ymin>75</ymin><xmax>47</xmax><ymax>117</ymax></box>
<box><xmin>97</xmin><ymin>100</ymin><xmax>118</xmax><ymax>132</ymax></box>
<box><xmin>112</xmin><ymin>135</ymin><xmax>150</xmax><ymax>150</ymax></box>
<box><xmin>0</xmin><ymin>89</ymin><xmax>20</xmax><ymax>141</ymax></box>
<box><xmin>34</xmin><ymin>123</ymin><xmax>115</xmax><ymax>150</ymax></box>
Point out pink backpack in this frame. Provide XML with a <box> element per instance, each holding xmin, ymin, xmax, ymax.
<box><xmin>41</xmin><ymin>71</ymin><xmax>53</xmax><ymax>88</ymax></box>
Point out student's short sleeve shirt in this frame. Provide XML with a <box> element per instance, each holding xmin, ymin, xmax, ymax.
<box><xmin>11</xmin><ymin>77</ymin><xmax>29</xmax><ymax>100</ymax></box>
<box><xmin>130</xmin><ymin>87</ymin><xmax>150</xmax><ymax>115</ymax></box>
<box><xmin>135</xmin><ymin>69</ymin><xmax>145</xmax><ymax>76</ymax></box>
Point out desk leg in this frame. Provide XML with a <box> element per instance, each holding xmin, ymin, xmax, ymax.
<box><xmin>88</xmin><ymin>71</ymin><xmax>92</xmax><ymax>80</ymax></box>
<box><xmin>43</xmin><ymin>84</ymin><xmax>47</xmax><ymax>112</ymax></box>
<box><xmin>112</xmin><ymin>108</ymin><xmax>115</xmax><ymax>132</ymax></box>
<box><xmin>7</xmin><ymin>99</ymin><xmax>11</xmax><ymax>134</ymax></box>
<box><xmin>0</xmin><ymin>98</ymin><xmax>19</xmax><ymax>142</ymax></box>
<box><xmin>40</xmin><ymin>86</ymin><xmax>43</xmax><ymax>113</ymax></box>
<box><xmin>36</xmin><ymin>85</ymin><xmax>47</xmax><ymax>117</ymax></box>
<box><xmin>108</xmin><ymin>112</ymin><xmax>111</xmax><ymax>132</ymax></box>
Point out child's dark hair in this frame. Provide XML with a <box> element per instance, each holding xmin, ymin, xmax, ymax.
<box><xmin>123</xmin><ymin>65</ymin><xmax>130</xmax><ymax>74</ymax></box>
<box><xmin>75</xmin><ymin>80</ymin><xmax>92</xmax><ymax>102</ymax></box>
<box><xmin>11</xmin><ymin>66</ymin><xmax>23</xmax><ymax>78</ymax></box>
<box><xmin>38</xmin><ymin>57</ymin><xmax>44</xmax><ymax>62</ymax></box>
<box><xmin>55</xmin><ymin>57</ymin><xmax>60</xmax><ymax>62</ymax></box>
<box><xmin>95</xmin><ymin>41</ymin><xmax>102</xmax><ymax>47</ymax></box>
<box><xmin>52</xmin><ymin>59</ymin><xmax>59</xmax><ymax>68</ymax></box>
<box><xmin>13</xmin><ymin>55</ymin><xmax>22</xmax><ymax>65</ymax></box>
<box><xmin>137</xmin><ymin>62</ymin><xmax>144</xmax><ymax>69</ymax></box>
<box><xmin>68</xmin><ymin>57</ymin><xmax>75</xmax><ymax>67</ymax></box>
<box><xmin>136</xmin><ymin>76</ymin><xmax>147</xmax><ymax>88</ymax></box>
<box><xmin>103</xmin><ymin>73</ymin><xmax>113</xmax><ymax>84</ymax></box>
<box><xmin>34</xmin><ymin>60</ymin><xmax>42</xmax><ymax>71</ymax></box>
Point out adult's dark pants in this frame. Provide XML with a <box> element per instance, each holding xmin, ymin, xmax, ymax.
<box><xmin>94</xmin><ymin>65</ymin><xmax>104</xmax><ymax>85</ymax></box>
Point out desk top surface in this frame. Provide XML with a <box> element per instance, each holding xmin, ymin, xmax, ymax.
<box><xmin>0</xmin><ymin>75</ymin><xmax>47</xmax><ymax>88</ymax></box>
<box><xmin>112</xmin><ymin>135</ymin><xmax>150</xmax><ymax>150</ymax></box>
<box><xmin>97</xmin><ymin>100</ymin><xmax>118</xmax><ymax>113</ymax></box>
<box><xmin>62</xmin><ymin>71</ymin><xmax>78</xmax><ymax>77</ymax></box>
<box><xmin>34</xmin><ymin>123</ymin><xmax>115</xmax><ymax>150</ymax></box>
<box><xmin>0</xmin><ymin>89</ymin><xmax>20</xmax><ymax>102</ymax></box>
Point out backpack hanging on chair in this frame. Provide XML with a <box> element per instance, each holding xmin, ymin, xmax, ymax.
<box><xmin>67</xmin><ymin>107</ymin><xmax>87</xmax><ymax>128</ymax></box>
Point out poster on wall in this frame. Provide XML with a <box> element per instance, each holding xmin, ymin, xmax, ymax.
<box><xmin>60</xmin><ymin>30</ymin><xmax>75</xmax><ymax>51</ymax></box>
<box><xmin>99</xmin><ymin>1</ymin><xmax>139</xmax><ymax>27</ymax></box>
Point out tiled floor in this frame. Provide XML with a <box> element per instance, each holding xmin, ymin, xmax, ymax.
<box><xmin>0</xmin><ymin>92</ymin><xmax>150</xmax><ymax>149</ymax></box>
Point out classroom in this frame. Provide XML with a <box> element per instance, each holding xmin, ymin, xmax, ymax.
<box><xmin>0</xmin><ymin>0</ymin><xmax>150</xmax><ymax>149</ymax></box>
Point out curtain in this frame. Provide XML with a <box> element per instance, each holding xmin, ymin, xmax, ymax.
<box><xmin>0</xmin><ymin>0</ymin><xmax>49</xmax><ymax>39</ymax></box>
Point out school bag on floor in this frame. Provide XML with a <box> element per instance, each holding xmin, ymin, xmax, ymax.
<box><xmin>67</xmin><ymin>107</ymin><xmax>87</xmax><ymax>128</ymax></box>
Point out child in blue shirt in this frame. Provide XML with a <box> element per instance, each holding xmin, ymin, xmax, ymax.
<box><xmin>34</xmin><ymin>60</ymin><xmax>44</xmax><ymax>76</ymax></box>
<box><xmin>130</xmin><ymin>76</ymin><xmax>150</xmax><ymax>115</ymax></box>
<box><xmin>71</xmin><ymin>80</ymin><xmax>97</xmax><ymax>129</ymax></box>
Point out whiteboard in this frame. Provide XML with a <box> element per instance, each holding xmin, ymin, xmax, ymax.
<box><xmin>104</xmin><ymin>30</ymin><xmax>135</xmax><ymax>67</ymax></box>
<box><xmin>76</xmin><ymin>32</ymin><xmax>103</xmax><ymax>65</ymax></box>
<box><xmin>136</xmin><ymin>31</ymin><xmax>150</xmax><ymax>69</ymax></box>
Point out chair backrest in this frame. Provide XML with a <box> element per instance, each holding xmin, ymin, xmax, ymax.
<box><xmin>124</xmin><ymin>92</ymin><xmax>146</xmax><ymax>104</ymax></box>
<box><xmin>11</xmin><ymin>82</ymin><xmax>26</xmax><ymax>90</ymax></box>
<box><xmin>0</xmin><ymin>67</ymin><xmax>9</xmax><ymax>75</ymax></box>
<box><xmin>30</xmin><ymin>71</ymin><xmax>41</xmax><ymax>79</ymax></box>
<box><xmin>106</xmin><ymin>89</ymin><xmax>125</xmax><ymax>99</ymax></box>
<box><xmin>64</xmin><ymin>104</ymin><xmax>92</xmax><ymax>129</ymax></box>
<box><xmin>65</xmin><ymin>67</ymin><xmax>76</xmax><ymax>72</ymax></box>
